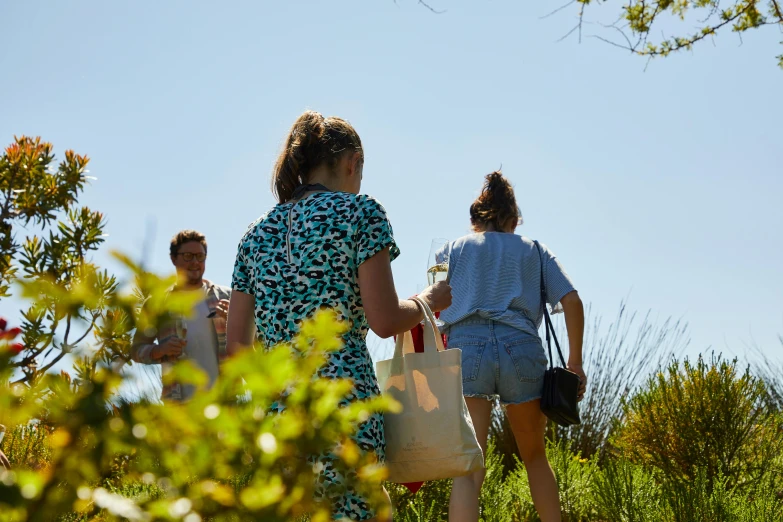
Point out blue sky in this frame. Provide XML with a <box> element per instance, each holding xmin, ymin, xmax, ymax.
<box><xmin>1</xmin><ymin>0</ymin><xmax>781</xmax><ymax>380</ymax></box>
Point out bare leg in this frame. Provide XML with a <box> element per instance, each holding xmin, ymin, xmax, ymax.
<box><xmin>449</xmin><ymin>397</ymin><xmax>493</xmax><ymax>522</ymax></box>
<box><xmin>506</xmin><ymin>399</ymin><xmax>561</xmax><ymax>522</ymax></box>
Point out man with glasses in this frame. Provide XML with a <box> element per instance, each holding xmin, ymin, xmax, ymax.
<box><xmin>131</xmin><ymin>230</ymin><xmax>232</xmax><ymax>402</ymax></box>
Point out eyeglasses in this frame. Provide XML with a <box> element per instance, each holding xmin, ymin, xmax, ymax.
<box><xmin>176</xmin><ymin>252</ymin><xmax>207</xmax><ymax>262</ymax></box>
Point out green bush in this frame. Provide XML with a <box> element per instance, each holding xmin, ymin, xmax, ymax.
<box><xmin>612</xmin><ymin>354</ymin><xmax>783</xmax><ymax>489</ymax></box>
<box><xmin>592</xmin><ymin>458</ymin><xmax>664</xmax><ymax>522</ymax></box>
<box><xmin>478</xmin><ymin>438</ymin><xmax>515</xmax><ymax>522</ymax></box>
<box><xmin>751</xmin><ymin>338</ymin><xmax>783</xmax><ymax>412</ymax></box>
<box><xmin>0</xmin><ymin>136</ymin><xmax>108</xmax><ymax>383</ymax></box>
<box><xmin>661</xmin><ymin>468</ymin><xmax>783</xmax><ymax>522</ymax></box>
<box><xmin>546</xmin><ymin>440</ymin><xmax>598</xmax><ymax>522</ymax></box>
<box><xmin>1</xmin><ymin>257</ymin><xmax>397</xmax><ymax>522</ymax></box>
<box><xmin>387</xmin><ymin>479</ymin><xmax>451</xmax><ymax>522</ymax></box>
<box><xmin>0</xmin><ymin>425</ymin><xmax>53</xmax><ymax>470</ymax></box>
<box><xmin>479</xmin><ymin>438</ymin><xmax>598</xmax><ymax>522</ymax></box>
<box><xmin>549</xmin><ymin>304</ymin><xmax>687</xmax><ymax>461</ymax></box>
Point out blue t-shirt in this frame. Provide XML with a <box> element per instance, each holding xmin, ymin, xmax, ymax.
<box><xmin>440</xmin><ymin>232</ymin><xmax>576</xmax><ymax>338</ymax></box>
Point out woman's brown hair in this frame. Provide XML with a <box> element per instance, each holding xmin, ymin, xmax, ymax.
<box><xmin>272</xmin><ymin>110</ymin><xmax>363</xmax><ymax>203</ymax></box>
<box><xmin>470</xmin><ymin>170</ymin><xmax>521</xmax><ymax>232</ymax></box>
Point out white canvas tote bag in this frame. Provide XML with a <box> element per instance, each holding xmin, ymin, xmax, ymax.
<box><xmin>376</xmin><ymin>297</ymin><xmax>484</xmax><ymax>483</ymax></box>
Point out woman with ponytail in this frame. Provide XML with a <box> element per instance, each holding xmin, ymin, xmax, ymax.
<box><xmin>225</xmin><ymin>110</ymin><xmax>451</xmax><ymax>521</ymax></box>
<box><xmin>440</xmin><ymin>171</ymin><xmax>586</xmax><ymax>522</ymax></box>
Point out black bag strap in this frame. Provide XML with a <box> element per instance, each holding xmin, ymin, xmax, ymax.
<box><xmin>534</xmin><ymin>240</ymin><xmax>567</xmax><ymax>369</ymax></box>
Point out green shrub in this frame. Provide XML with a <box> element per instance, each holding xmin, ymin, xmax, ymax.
<box><xmin>502</xmin><ymin>463</ymin><xmax>536</xmax><ymax>522</ymax></box>
<box><xmin>612</xmin><ymin>354</ymin><xmax>783</xmax><ymax>489</ymax></box>
<box><xmin>663</xmin><ymin>470</ymin><xmax>735</xmax><ymax>522</ymax></box>
<box><xmin>547</xmin><ymin>440</ymin><xmax>598</xmax><ymax>521</ymax></box>
<box><xmin>478</xmin><ymin>438</ymin><xmax>515</xmax><ymax>522</ymax></box>
<box><xmin>387</xmin><ymin>479</ymin><xmax>451</xmax><ymax>522</ymax></box>
<box><xmin>483</xmin><ymin>439</ymin><xmax>598</xmax><ymax>522</ymax></box>
<box><xmin>660</xmin><ymin>468</ymin><xmax>783</xmax><ymax>522</ymax></box>
<box><xmin>592</xmin><ymin>458</ymin><xmax>664</xmax><ymax>522</ymax></box>
<box><xmin>0</xmin><ymin>424</ymin><xmax>53</xmax><ymax>470</ymax></box>
<box><xmin>549</xmin><ymin>304</ymin><xmax>687</xmax><ymax>461</ymax></box>
<box><xmin>0</xmin><ymin>136</ymin><xmax>109</xmax><ymax>383</ymax></box>
<box><xmin>0</xmin><ymin>257</ymin><xmax>397</xmax><ymax>522</ymax></box>
<box><xmin>751</xmin><ymin>338</ymin><xmax>783</xmax><ymax>412</ymax></box>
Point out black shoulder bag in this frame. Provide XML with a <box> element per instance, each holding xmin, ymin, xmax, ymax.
<box><xmin>534</xmin><ymin>240</ymin><xmax>581</xmax><ymax>427</ymax></box>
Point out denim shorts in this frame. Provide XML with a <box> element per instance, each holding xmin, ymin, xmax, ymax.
<box><xmin>447</xmin><ymin>319</ymin><xmax>548</xmax><ymax>405</ymax></box>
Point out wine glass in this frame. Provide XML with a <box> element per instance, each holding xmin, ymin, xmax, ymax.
<box><xmin>426</xmin><ymin>238</ymin><xmax>450</xmax><ymax>329</ymax></box>
<box><xmin>426</xmin><ymin>238</ymin><xmax>450</xmax><ymax>286</ymax></box>
<box><xmin>175</xmin><ymin>318</ymin><xmax>188</xmax><ymax>359</ymax></box>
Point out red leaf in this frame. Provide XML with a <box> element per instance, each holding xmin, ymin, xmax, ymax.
<box><xmin>0</xmin><ymin>327</ymin><xmax>22</xmax><ymax>340</ymax></box>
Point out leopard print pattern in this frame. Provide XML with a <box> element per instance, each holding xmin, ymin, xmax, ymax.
<box><xmin>232</xmin><ymin>192</ymin><xmax>400</xmax><ymax>521</ymax></box>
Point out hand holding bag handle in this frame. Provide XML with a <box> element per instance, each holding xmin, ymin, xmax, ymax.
<box><xmin>534</xmin><ymin>240</ymin><xmax>582</xmax><ymax>427</ymax></box>
<box><xmin>411</xmin><ymin>296</ymin><xmax>446</xmax><ymax>352</ymax></box>
<box><xmin>390</xmin><ymin>297</ymin><xmax>444</xmax><ymax>375</ymax></box>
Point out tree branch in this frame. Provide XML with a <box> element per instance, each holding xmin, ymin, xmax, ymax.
<box><xmin>13</xmin><ymin>314</ymin><xmax>71</xmax><ymax>383</ymax></box>
<box><xmin>643</xmin><ymin>7</ymin><xmax>750</xmax><ymax>56</ymax></box>
<box><xmin>12</xmin><ymin>313</ymin><xmax>57</xmax><ymax>370</ymax></box>
<box><xmin>557</xmin><ymin>24</ymin><xmax>582</xmax><ymax>43</ymax></box>
<box><xmin>587</xmin><ymin>33</ymin><xmax>641</xmax><ymax>51</ymax></box>
<box><xmin>394</xmin><ymin>0</ymin><xmax>444</xmax><ymax>14</ymax></box>
<box><xmin>34</xmin><ymin>348</ymin><xmax>69</xmax><ymax>377</ymax></box>
<box><xmin>771</xmin><ymin>0</ymin><xmax>783</xmax><ymax>23</ymax></box>
<box><xmin>72</xmin><ymin>320</ymin><xmax>96</xmax><ymax>347</ymax></box>
<box><xmin>417</xmin><ymin>0</ymin><xmax>445</xmax><ymax>14</ymax></box>
<box><xmin>588</xmin><ymin>1</ymin><xmax>756</xmax><ymax>59</ymax></box>
<box><xmin>594</xmin><ymin>19</ymin><xmax>635</xmax><ymax>50</ymax></box>
<box><xmin>541</xmin><ymin>0</ymin><xmax>577</xmax><ymax>20</ymax></box>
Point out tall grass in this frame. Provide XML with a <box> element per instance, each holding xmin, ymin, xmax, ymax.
<box><xmin>550</xmin><ymin>302</ymin><xmax>689</xmax><ymax>460</ymax></box>
<box><xmin>0</xmin><ymin>423</ymin><xmax>53</xmax><ymax>469</ymax></box>
<box><xmin>490</xmin><ymin>302</ymin><xmax>689</xmax><ymax>469</ymax></box>
<box><xmin>750</xmin><ymin>336</ymin><xmax>783</xmax><ymax>411</ymax></box>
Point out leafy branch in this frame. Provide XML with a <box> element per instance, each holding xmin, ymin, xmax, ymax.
<box><xmin>0</xmin><ymin>136</ymin><xmax>111</xmax><ymax>383</ymax></box>
<box><xmin>571</xmin><ymin>0</ymin><xmax>783</xmax><ymax>68</ymax></box>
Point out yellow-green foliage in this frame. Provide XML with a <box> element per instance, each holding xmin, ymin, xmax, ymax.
<box><xmin>1</xmin><ymin>255</ymin><xmax>397</xmax><ymax>522</ymax></box>
<box><xmin>611</xmin><ymin>354</ymin><xmax>783</xmax><ymax>488</ymax></box>
<box><xmin>0</xmin><ymin>425</ymin><xmax>53</xmax><ymax>470</ymax></box>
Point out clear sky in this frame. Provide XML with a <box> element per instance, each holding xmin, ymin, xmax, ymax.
<box><xmin>1</xmin><ymin>1</ymin><xmax>781</xmax><ymax>384</ymax></box>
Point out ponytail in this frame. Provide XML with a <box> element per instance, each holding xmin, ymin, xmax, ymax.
<box><xmin>272</xmin><ymin>110</ymin><xmax>363</xmax><ymax>203</ymax></box>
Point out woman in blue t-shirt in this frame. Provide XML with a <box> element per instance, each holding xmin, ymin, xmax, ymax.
<box><xmin>440</xmin><ymin>171</ymin><xmax>586</xmax><ymax>522</ymax></box>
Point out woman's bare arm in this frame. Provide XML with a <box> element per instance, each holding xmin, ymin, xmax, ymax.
<box><xmin>225</xmin><ymin>290</ymin><xmax>257</xmax><ymax>356</ymax></box>
<box><xmin>359</xmin><ymin>247</ymin><xmax>451</xmax><ymax>339</ymax></box>
<box><xmin>561</xmin><ymin>290</ymin><xmax>586</xmax><ymax>399</ymax></box>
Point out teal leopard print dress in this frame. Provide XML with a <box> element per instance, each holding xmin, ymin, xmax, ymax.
<box><xmin>232</xmin><ymin>192</ymin><xmax>399</xmax><ymax>521</ymax></box>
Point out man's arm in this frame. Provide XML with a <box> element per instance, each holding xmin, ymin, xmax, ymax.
<box><xmin>131</xmin><ymin>328</ymin><xmax>185</xmax><ymax>364</ymax></box>
<box><xmin>131</xmin><ymin>327</ymin><xmax>162</xmax><ymax>364</ymax></box>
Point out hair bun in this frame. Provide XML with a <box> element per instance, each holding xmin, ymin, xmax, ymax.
<box><xmin>469</xmin><ymin>170</ymin><xmax>520</xmax><ymax>231</ymax></box>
